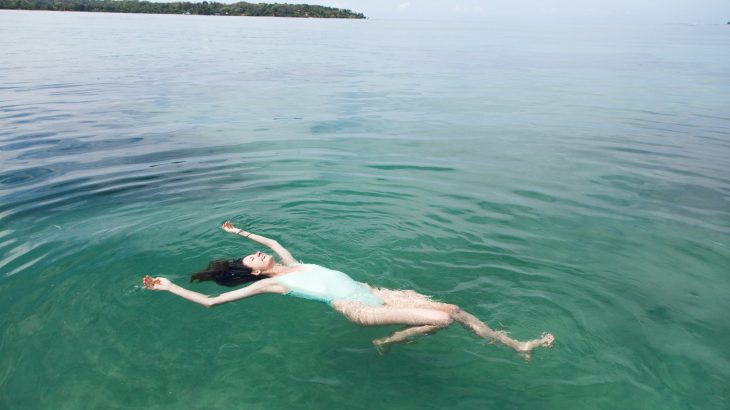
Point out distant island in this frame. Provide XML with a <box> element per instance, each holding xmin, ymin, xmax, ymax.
<box><xmin>0</xmin><ymin>0</ymin><xmax>366</xmax><ymax>18</ymax></box>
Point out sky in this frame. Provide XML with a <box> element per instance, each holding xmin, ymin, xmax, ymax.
<box><xmin>314</xmin><ymin>0</ymin><xmax>730</xmax><ymax>23</ymax></box>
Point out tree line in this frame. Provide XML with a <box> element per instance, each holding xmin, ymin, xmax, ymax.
<box><xmin>0</xmin><ymin>0</ymin><xmax>366</xmax><ymax>18</ymax></box>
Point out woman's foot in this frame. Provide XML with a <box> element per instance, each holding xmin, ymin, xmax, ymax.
<box><xmin>517</xmin><ymin>332</ymin><xmax>555</xmax><ymax>359</ymax></box>
<box><xmin>372</xmin><ymin>338</ymin><xmax>391</xmax><ymax>355</ymax></box>
<box><xmin>372</xmin><ymin>336</ymin><xmax>420</xmax><ymax>355</ymax></box>
<box><xmin>538</xmin><ymin>332</ymin><xmax>555</xmax><ymax>348</ymax></box>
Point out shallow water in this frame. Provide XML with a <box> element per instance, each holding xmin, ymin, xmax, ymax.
<box><xmin>1</xmin><ymin>10</ymin><xmax>729</xmax><ymax>408</ymax></box>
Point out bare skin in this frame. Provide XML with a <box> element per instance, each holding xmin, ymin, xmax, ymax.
<box><xmin>145</xmin><ymin>221</ymin><xmax>555</xmax><ymax>359</ymax></box>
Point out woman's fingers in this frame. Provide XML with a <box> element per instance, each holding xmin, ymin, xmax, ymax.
<box><xmin>142</xmin><ymin>275</ymin><xmax>162</xmax><ymax>289</ymax></box>
<box><xmin>222</xmin><ymin>220</ymin><xmax>235</xmax><ymax>230</ymax></box>
<box><xmin>222</xmin><ymin>220</ymin><xmax>240</xmax><ymax>233</ymax></box>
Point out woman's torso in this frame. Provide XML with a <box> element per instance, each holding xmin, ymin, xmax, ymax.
<box><xmin>272</xmin><ymin>264</ymin><xmax>383</xmax><ymax>307</ymax></box>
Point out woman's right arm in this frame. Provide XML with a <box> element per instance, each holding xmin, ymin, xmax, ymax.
<box><xmin>144</xmin><ymin>277</ymin><xmax>287</xmax><ymax>308</ymax></box>
<box><xmin>221</xmin><ymin>221</ymin><xmax>298</xmax><ymax>265</ymax></box>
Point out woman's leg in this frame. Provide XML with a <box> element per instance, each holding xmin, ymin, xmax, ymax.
<box><xmin>332</xmin><ymin>300</ymin><xmax>454</xmax><ymax>327</ymax></box>
<box><xmin>370</xmin><ymin>287</ymin><xmax>554</xmax><ymax>357</ymax></box>
<box><xmin>331</xmin><ymin>300</ymin><xmax>454</xmax><ymax>351</ymax></box>
<box><xmin>451</xmin><ymin>309</ymin><xmax>554</xmax><ymax>357</ymax></box>
<box><xmin>332</xmin><ymin>300</ymin><xmax>454</xmax><ymax>354</ymax></box>
<box><xmin>372</xmin><ymin>325</ymin><xmax>440</xmax><ymax>354</ymax></box>
<box><xmin>336</xmin><ymin>290</ymin><xmax>555</xmax><ymax>357</ymax></box>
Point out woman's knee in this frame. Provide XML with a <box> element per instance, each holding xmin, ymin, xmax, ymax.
<box><xmin>432</xmin><ymin>311</ymin><xmax>454</xmax><ymax>327</ymax></box>
<box><xmin>439</xmin><ymin>304</ymin><xmax>461</xmax><ymax>315</ymax></box>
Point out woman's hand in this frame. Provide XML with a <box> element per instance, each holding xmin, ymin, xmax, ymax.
<box><xmin>222</xmin><ymin>220</ymin><xmax>242</xmax><ymax>235</ymax></box>
<box><xmin>143</xmin><ymin>276</ymin><xmax>171</xmax><ymax>291</ymax></box>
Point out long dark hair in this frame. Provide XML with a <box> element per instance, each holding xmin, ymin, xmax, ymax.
<box><xmin>190</xmin><ymin>259</ymin><xmax>266</xmax><ymax>287</ymax></box>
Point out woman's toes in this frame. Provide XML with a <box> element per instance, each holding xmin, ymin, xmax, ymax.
<box><xmin>372</xmin><ymin>339</ymin><xmax>390</xmax><ymax>355</ymax></box>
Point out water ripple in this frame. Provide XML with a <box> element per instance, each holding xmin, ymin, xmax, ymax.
<box><xmin>1</xmin><ymin>13</ymin><xmax>729</xmax><ymax>409</ymax></box>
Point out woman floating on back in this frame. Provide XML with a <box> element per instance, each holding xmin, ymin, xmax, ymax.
<box><xmin>144</xmin><ymin>221</ymin><xmax>555</xmax><ymax>359</ymax></box>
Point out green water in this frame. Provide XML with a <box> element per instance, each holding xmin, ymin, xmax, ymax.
<box><xmin>1</xmin><ymin>11</ymin><xmax>729</xmax><ymax>408</ymax></box>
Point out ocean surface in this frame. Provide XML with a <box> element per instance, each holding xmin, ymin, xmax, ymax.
<box><xmin>1</xmin><ymin>10</ymin><xmax>729</xmax><ymax>409</ymax></box>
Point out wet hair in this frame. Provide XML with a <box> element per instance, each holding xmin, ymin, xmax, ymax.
<box><xmin>190</xmin><ymin>259</ymin><xmax>266</xmax><ymax>287</ymax></box>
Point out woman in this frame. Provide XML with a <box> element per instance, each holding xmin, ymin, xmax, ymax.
<box><xmin>144</xmin><ymin>221</ymin><xmax>555</xmax><ymax>358</ymax></box>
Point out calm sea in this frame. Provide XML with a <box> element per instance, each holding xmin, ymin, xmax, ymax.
<box><xmin>1</xmin><ymin>10</ymin><xmax>729</xmax><ymax>409</ymax></box>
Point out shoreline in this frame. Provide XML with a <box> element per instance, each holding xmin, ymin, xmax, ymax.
<box><xmin>0</xmin><ymin>8</ymin><xmax>368</xmax><ymax>19</ymax></box>
<box><xmin>0</xmin><ymin>0</ymin><xmax>366</xmax><ymax>19</ymax></box>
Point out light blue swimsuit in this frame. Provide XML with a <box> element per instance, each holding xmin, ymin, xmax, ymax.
<box><xmin>272</xmin><ymin>264</ymin><xmax>384</xmax><ymax>307</ymax></box>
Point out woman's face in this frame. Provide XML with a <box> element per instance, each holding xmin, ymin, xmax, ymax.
<box><xmin>242</xmin><ymin>251</ymin><xmax>275</xmax><ymax>273</ymax></box>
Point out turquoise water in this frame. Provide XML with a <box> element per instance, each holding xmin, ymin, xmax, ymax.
<box><xmin>1</xmin><ymin>10</ymin><xmax>729</xmax><ymax>408</ymax></box>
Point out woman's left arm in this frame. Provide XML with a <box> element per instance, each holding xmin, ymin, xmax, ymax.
<box><xmin>221</xmin><ymin>221</ymin><xmax>298</xmax><ymax>265</ymax></box>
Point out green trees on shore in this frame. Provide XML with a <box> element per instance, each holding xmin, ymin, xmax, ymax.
<box><xmin>0</xmin><ymin>0</ymin><xmax>366</xmax><ymax>18</ymax></box>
